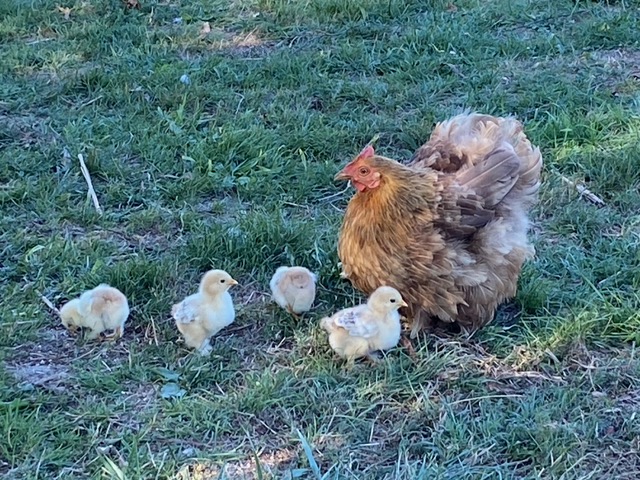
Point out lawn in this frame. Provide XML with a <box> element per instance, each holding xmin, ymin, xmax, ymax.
<box><xmin>1</xmin><ymin>0</ymin><xmax>640</xmax><ymax>478</ymax></box>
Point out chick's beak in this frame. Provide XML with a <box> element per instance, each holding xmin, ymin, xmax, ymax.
<box><xmin>400</xmin><ymin>300</ymin><xmax>409</xmax><ymax>308</ymax></box>
<box><xmin>228</xmin><ymin>279</ymin><xmax>239</xmax><ymax>286</ymax></box>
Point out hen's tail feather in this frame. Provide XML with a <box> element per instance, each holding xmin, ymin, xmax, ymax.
<box><xmin>511</xmin><ymin>145</ymin><xmax>543</xmax><ymax>205</ymax></box>
<box><xmin>415</xmin><ymin>113</ymin><xmax>543</xmax><ymax>210</ymax></box>
<box><xmin>455</xmin><ymin>147</ymin><xmax>520</xmax><ymax>208</ymax></box>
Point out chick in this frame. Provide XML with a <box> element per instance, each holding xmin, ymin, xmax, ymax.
<box><xmin>320</xmin><ymin>286</ymin><xmax>407</xmax><ymax>366</ymax></box>
<box><xmin>59</xmin><ymin>284</ymin><xmax>130</xmax><ymax>340</ymax></box>
<box><xmin>172</xmin><ymin>269</ymin><xmax>238</xmax><ymax>355</ymax></box>
<box><xmin>269</xmin><ymin>266</ymin><xmax>317</xmax><ymax>316</ymax></box>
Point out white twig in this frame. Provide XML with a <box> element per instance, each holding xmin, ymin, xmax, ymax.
<box><xmin>40</xmin><ymin>295</ymin><xmax>60</xmax><ymax>316</ymax></box>
<box><xmin>318</xmin><ymin>182</ymin><xmax>352</xmax><ymax>203</ymax></box>
<box><xmin>560</xmin><ymin>175</ymin><xmax>605</xmax><ymax>207</ymax></box>
<box><xmin>78</xmin><ymin>154</ymin><xmax>103</xmax><ymax>214</ymax></box>
<box><xmin>61</xmin><ymin>146</ymin><xmax>72</xmax><ymax>171</ymax></box>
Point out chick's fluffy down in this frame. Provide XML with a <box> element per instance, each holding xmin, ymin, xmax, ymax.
<box><xmin>59</xmin><ymin>284</ymin><xmax>129</xmax><ymax>340</ymax></box>
<box><xmin>320</xmin><ymin>286</ymin><xmax>406</xmax><ymax>362</ymax></box>
<box><xmin>172</xmin><ymin>269</ymin><xmax>238</xmax><ymax>355</ymax></box>
<box><xmin>270</xmin><ymin>266</ymin><xmax>317</xmax><ymax>314</ymax></box>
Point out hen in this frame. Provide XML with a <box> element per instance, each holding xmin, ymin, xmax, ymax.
<box><xmin>335</xmin><ymin>113</ymin><xmax>542</xmax><ymax>336</ymax></box>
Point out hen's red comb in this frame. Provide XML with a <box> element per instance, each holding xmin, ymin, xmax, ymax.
<box><xmin>357</xmin><ymin>145</ymin><xmax>375</xmax><ymax>160</ymax></box>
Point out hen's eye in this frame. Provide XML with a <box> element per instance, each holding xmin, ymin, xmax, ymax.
<box><xmin>359</xmin><ymin>167</ymin><xmax>370</xmax><ymax>176</ymax></box>
<box><xmin>390</xmin><ymin>298</ymin><xmax>396</xmax><ymax>303</ymax></box>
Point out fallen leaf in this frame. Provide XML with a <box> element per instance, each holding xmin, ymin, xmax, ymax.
<box><xmin>446</xmin><ymin>3</ymin><xmax>458</xmax><ymax>12</ymax></box>
<box><xmin>57</xmin><ymin>6</ymin><xmax>72</xmax><ymax>19</ymax></box>
<box><xmin>155</xmin><ymin>367</ymin><xmax>180</xmax><ymax>381</ymax></box>
<box><xmin>160</xmin><ymin>382</ymin><xmax>186</xmax><ymax>399</ymax></box>
<box><xmin>200</xmin><ymin>21</ymin><xmax>211</xmax><ymax>36</ymax></box>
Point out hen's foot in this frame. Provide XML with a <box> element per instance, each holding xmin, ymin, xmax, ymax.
<box><xmin>400</xmin><ymin>337</ymin><xmax>417</xmax><ymax>360</ymax></box>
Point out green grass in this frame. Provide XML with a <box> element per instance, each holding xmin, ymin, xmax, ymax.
<box><xmin>1</xmin><ymin>0</ymin><xmax>640</xmax><ymax>478</ymax></box>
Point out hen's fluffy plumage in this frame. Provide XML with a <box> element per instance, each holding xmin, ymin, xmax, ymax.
<box><xmin>172</xmin><ymin>269</ymin><xmax>237</xmax><ymax>355</ymax></box>
<box><xmin>59</xmin><ymin>284</ymin><xmax>129</xmax><ymax>340</ymax></box>
<box><xmin>320</xmin><ymin>286</ymin><xmax>407</xmax><ymax>363</ymax></box>
<box><xmin>336</xmin><ymin>113</ymin><xmax>543</xmax><ymax>336</ymax></box>
<box><xmin>269</xmin><ymin>266</ymin><xmax>317</xmax><ymax>315</ymax></box>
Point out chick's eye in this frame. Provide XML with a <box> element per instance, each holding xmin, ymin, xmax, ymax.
<box><xmin>390</xmin><ymin>298</ymin><xmax>396</xmax><ymax>303</ymax></box>
<box><xmin>359</xmin><ymin>167</ymin><xmax>370</xmax><ymax>176</ymax></box>
<box><xmin>220</xmin><ymin>279</ymin><xmax>226</xmax><ymax>283</ymax></box>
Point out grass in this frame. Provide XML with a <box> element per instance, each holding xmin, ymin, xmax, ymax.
<box><xmin>1</xmin><ymin>0</ymin><xmax>640</xmax><ymax>478</ymax></box>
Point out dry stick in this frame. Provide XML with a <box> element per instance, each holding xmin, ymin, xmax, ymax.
<box><xmin>367</xmin><ymin>132</ymin><xmax>381</xmax><ymax>147</ymax></box>
<box><xmin>318</xmin><ymin>182</ymin><xmax>352</xmax><ymax>203</ymax></box>
<box><xmin>560</xmin><ymin>175</ymin><xmax>606</xmax><ymax>207</ymax></box>
<box><xmin>149</xmin><ymin>316</ymin><xmax>159</xmax><ymax>346</ymax></box>
<box><xmin>40</xmin><ymin>294</ymin><xmax>60</xmax><ymax>316</ymax></box>
<box><xmin>78</xmin><ymin>154</ymin><xmax>103</xmax><ymax>214</ymax></box>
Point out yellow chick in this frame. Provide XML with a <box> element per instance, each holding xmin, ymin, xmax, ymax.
<box><xmin>269</xmin><ymin>266</ymin><xmax>317</xmax><ymax>316</ymax></box>
<box><xmin>171</xmin><ymin>269</ymin><xmax>238</xmax><ymax>355</ymax></box>
<box><xmin>320</xmin><ymin>286</ymin><xmax>407</xmax><ymax>366</ymax></box>
<box><xmin>59</xmin><ymin>284</ymin><xmax>130</xmax><ymax>340</ymax></box>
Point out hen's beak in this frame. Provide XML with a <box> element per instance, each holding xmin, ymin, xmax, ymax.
<box><xmin>228</xmin><ymin>279</ymin><xmax>239</xmax><ymax>286</ymax></box>
<box><xmin>334</xmin><ymin>169</ymin><xmax>350</xmax><ymax>181</ymax></box>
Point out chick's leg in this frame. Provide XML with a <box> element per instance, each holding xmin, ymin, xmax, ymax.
<box><xmin>197</xmin><ymin>339</ymin><xmax>213</xmax><ymax>356</ymax></box>
<box><xmin>366</xmin><ymin>352</ymin><xmax>381</xmax><ymax>364</ymax></box>
<box><xmin>342</xmin><ymin>339</ymin><xmax>370</xmax><ymax>370</ymax></box>
<box><xmin>345</xmin><ymin>356</ymin><xmax>356</xmax><ymax>370</ymax></box>
<box><xmin>66</xmin><ymin>325</ymin><xmax>79</xmax><ymax>334</ymax></box>
<box><xmin>113</xmin><ymin>325</ymin><xmax>123</xmax><ymax>339</ymax></box>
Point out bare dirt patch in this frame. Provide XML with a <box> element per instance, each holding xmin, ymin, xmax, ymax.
<box><xmin>502</xmin><ymin>48</ymin><xmax>640</xmax><ymax>93</ymax></box>
<box><xmin>175</xmin><ymin>448</ymin><xmax>299</xmax><ymax>480</ymax></box>
<box><xmin>4</xmin><ymin>325</ymin><xmax>133</xmax><ymax>392</ymax></box>
<box><xmin>201</xmin><ymin>26</ymin><xmax>281</xmax><ymax>58</ymax></box>
<box><xmin>0</xmin><ymin>113</ymin><xmax>52</xmax><ymax>149</ymax></box>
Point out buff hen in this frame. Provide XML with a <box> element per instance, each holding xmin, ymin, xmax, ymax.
<box><xmin>335</xmin><ymin>113</ymin><xmax>542</xmax><ymax>337</ymax></box>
